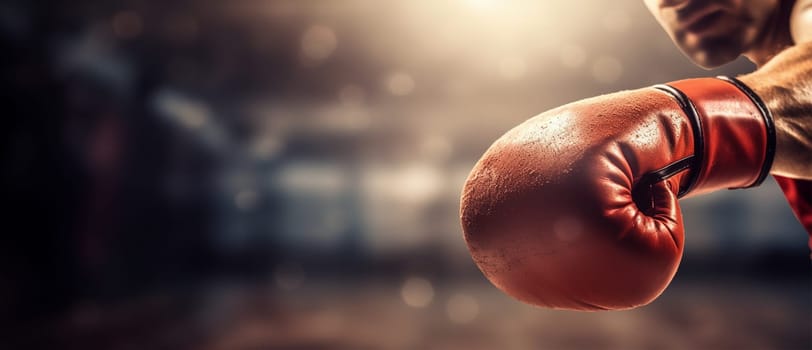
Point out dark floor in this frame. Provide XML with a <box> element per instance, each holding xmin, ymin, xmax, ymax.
<box><xmin>8</xmin><ymin>277</ymin><xmax>810</xmax><ymax>350</ymax></box>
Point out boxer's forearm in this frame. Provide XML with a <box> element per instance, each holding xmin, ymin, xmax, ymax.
<box><xmin>772</xmin><ymin>101</ymin><xmax>812</xmax><ymax>179</ymax></box>
<box><xmin>740</xmin><ymin>78</ymin><xmax>812</xmax><ymax>179</ymax></box>
<box><xmin>739</xmin><ymin>42</ymin><xmax>812</xmax><ymax>180</ymax></box>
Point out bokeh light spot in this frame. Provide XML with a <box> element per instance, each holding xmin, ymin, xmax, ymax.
<box><xmin>401</xmin><ymin>277</ymin><xmax>434</xmax><ymax>308</ymax></box>
<box><xmin>394</xmin><ymin>164</ymin><xmax>442</xmax><ymax>204</ymax></box>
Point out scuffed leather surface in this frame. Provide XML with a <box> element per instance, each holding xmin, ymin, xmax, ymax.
<box><xmin>669</xmin><ymin>78</ymin><xmax>769</xmax><ymax>197</ymax></box>
<box><xmin>460</xmin><ymin>78</ymin><xmax>771</xmax><ymax>311</ymax></box>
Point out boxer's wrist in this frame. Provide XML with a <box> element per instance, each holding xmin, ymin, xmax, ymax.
<box><xmin>738</xmin><ymin>73</ymin><xmax>812</xmax><ymax>180</ymax></box>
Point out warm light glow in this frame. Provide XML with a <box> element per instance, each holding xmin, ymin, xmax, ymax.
<box><xmin>464</xmin><ymin>0</ymin><xmax>499</xmax><ymax>12</ymax></box>
<box><xmin>398</xmin><ymin>164</ymin><xmax>442</xmax><ymax>203</ymax></box>
<box><xmin>363</xmin><ymin>163</ymin><xmax>443</xmax><ymax>204</ymax></box>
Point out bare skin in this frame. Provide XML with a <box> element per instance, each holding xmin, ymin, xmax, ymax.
<box><xmin>646</xmin><ymin>0</ymin><xmax>812</xmax><ymax>180</ymax></box>
<box><xmin>742</xmin><ymin>43</ymin><xmax>812</xmax><ymax>179</ymax></box>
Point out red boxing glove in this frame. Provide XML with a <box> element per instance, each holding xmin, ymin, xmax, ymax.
<box><xmin>460</xmin><ymin>77</ymin><xmax>775</xmax><ymax>310</ymax></box>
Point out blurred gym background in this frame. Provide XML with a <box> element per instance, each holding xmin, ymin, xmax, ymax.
<box><xmin>1</xmin><ymin>0</ymin><xmax>809</xmax><ymax>349</ymax></box>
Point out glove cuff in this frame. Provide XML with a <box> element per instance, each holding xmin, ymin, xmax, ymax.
<box><xmin>656</xmin><ymin>77</ymin><xmax>776</xmax><ymax>197</ymax></box>
<box><xmin>716</xmin><ymin>75</ymin><xmax>777</xmax><ymax>187</ymax></box>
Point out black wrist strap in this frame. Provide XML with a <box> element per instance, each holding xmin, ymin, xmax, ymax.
<box><xmin>652</xmin><ymin>83</ymin><xmax>703</xmax><ymax>197</ymax></box>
